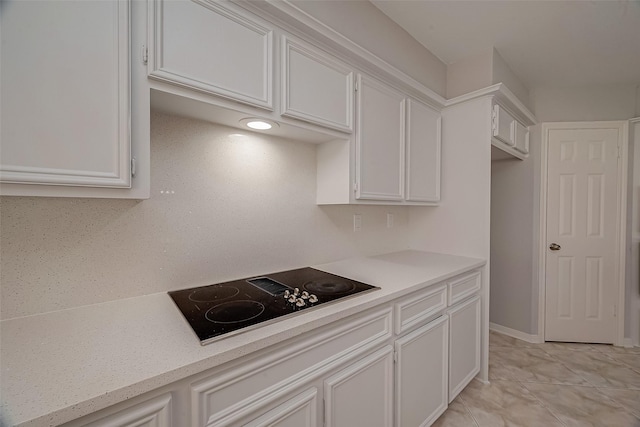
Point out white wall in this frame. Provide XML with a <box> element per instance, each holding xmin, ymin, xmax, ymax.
<box><xmin>409</xmin><ymin>96</ymin><xmax>493</xmax><ymax>380</ymax></box>
<box><xmin>291</xmin><ymin>0</ymin><xmax>447</xmax><ymax>97</ymax></box>
<box><xmin>446</xmin><ymin>48</ymin><xmax>531</xmax><ymax>109</ymax></box>
<box><xmin>0</xmin><ymin>112</ymin><xmax>412</xmax><ymax>320</ymax></box>
<box><xmin>490</xmin><ymin>142</ymin><xmax>539</xmax><ymax>335</ymax></box>
<box><xmin>446</xmin><ymin>50</ymin><xmax>493</xmax><ymax>99</ymax></box>
<box><xmin>530</xmin><ymin>85</ymin><xmax>638</xmax><ymax>122</ymax></box>
<box><xmin>492</xmin><ymin>50</ymin><xmax>530</xmax><ymax>108</ymax></box>
<box><xmin>409</xmin><ymin>97</ymin><xmax>492</xmax><ymax>258</ymax></box>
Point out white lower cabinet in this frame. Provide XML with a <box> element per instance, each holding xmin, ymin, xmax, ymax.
<box><xmin>324</xmin><ymin>346</ymin><xmax>394</xmax><ymax>427</ymax></box>
<box><xmin>395</xmin><ymin>315</ymin><xmax>448</xmax><ymax>427</ymax></box>
<box><xmin>83</xmin><ymin>394</ymin><xmax>172</xmax><ymax>427</ymax></box>
<box><xmin>446</xmin><ymin>295</ymin><xmax>481</xmax><ymax>403</ymax></box>
<box><xmin>61</xmin><ymin>268</ymin><xmax>484</xmax><ymax>427</ymax></box>
<box><xmin>242</xmin><ymin>388</ymin><xmax>318</xmax><ymax>427</ymax></box>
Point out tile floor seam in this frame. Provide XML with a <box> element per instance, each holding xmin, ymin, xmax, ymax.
<box><xmin>456</xmin><ymin>393</ymin><xmax>481</xmax><ymax>427</ymax></box>
<box><xmin>610</xmin><ymin>356</ymin><xmax>640</xmax><ymax>375</ymax></box>
<box><xmin>517</xmin><ymin>380</ymin><xmax>569</xmax><ymax>427</ymax></box>
<box><xmin>593</xmin><ymin>386</ymin><xmax>640</xmax><ymax>419</ymax></box>
<box><xmin>551</xmin><ymin>358</ymin><xmax>599</xmax><ymax>389</ymax></box>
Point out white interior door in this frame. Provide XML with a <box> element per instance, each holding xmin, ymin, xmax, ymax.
<box><xmin>545</xmin><ymin>127</ymin><xmax>621</xmax><ymax>343</ymax></box>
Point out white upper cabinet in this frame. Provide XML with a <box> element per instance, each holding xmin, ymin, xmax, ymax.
<box><xmin>317</xmin><ymin>74</ymin><xmax>442</xmax><ymax>206</ymax></box>
<box><xmin>406</xmin><ymin>99</ymin><xmax>441</xmax><ymax>203</ymax></box>
<box><xmin>356</xmin><ymin>75</ymin><xmax>406</xmax><ymax>201</ymax></box>
<box><xmin>512</xmin><ymin>120</ymin><xmax>529</xmax><ymax>154</ymax></box>
<box><xmin>149</xmin><ymin>0</ymin><xmax>274</xmax><ymax>110</ymax></box>
<box><xmin>281</xmin><ymin>36</ymin><xmax>354</xmax><ymax>133</ymax></box>
<box><xmin>492</xmin><ymin>104</ymin><xmax>516</xmax><ymax>146</ymax></box>
<box><xmin>491</xmin><ymin>102</ymin><xmax>530</xmax><ymax>159</ymax></box>
<box><xmin>0</xmin><ymin>0</ymin><xmax>149</xmax><ymax>197</ymax></box>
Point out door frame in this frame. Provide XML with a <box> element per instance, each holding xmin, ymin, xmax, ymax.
<box><xmin>537</xmin><ymin>121</ymin><xmax>629</xmax><ymax>345</ymax></box>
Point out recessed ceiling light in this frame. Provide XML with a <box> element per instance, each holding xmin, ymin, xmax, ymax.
<box><xmin>239</xmin><ymin>118</ymin><xmax>279</xmax><ymax>131</ymax></box>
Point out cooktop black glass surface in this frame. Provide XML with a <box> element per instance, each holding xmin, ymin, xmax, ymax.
<box><xmin>169</xmin><ymin>267</ymin><xmax>379</xmax><ymax>345</ymax></box>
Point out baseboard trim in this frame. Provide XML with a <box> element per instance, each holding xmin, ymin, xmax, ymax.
<box><xmin>622</xmin><ymin>338</ymin><xmax>634</xmax><ymax>348</ymax></box>
<box><xmin>489</xmin><ymin>322</ymin><xmax>543</xmax><ymax>344</ymax></box>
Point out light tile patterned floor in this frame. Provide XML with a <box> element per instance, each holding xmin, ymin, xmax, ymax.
<box><xmin>433</xmin><ymin>331</ymin><xmax>640</xmax><ymax>427</ymax></box>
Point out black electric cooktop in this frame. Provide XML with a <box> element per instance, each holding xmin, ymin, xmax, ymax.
<box><xmin>169</xmin><ymin>267</ymin><xmax>379</xmax><ymax>345</ymax></box>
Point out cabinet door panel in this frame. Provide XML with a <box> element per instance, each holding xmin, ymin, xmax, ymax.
<box><xmin>492</xmin><ymin>104</ymin><xmax>515</xmax><ymax>146</ymax></box>
<box><xmin>513</xmin><ymin>121</ymin><xmax>529</xmax><ymax>154</ymax></box>
<box><xmin>281</xmin><ymin>37</ymin><xmax>353</xmax><ymax>132</ymax></box>
<box><xmin>395</xmin><ymin>315</ymin><xmax>448</xmax><ymax>427</ymax></box>
<box><xmin>324</xmin><ymin>346</ymin><xmax>393</xmax><ymax>427</ymax></box>
<box><xmin>406</xmin><ymin>99</ymin><xmax>441</xmax><ymax>202</ymax></box>
<box><xmin>447</xmin><ymin>296</ymin><xmax>481</xmax><ymax>402</ymax></box>
<box><xmin>1</xmin><ymin>0</ymin><xmax>131</xmax><ymax>188</ymax></box>
<box><xmin>356</xmin><ymin>75</ymin><xmax>405</xmax><ymax>201</ymax></box>
<box><xmin>150</xmin><ymin>0</ymin><xmax>273</xmax><ymax>109</ymax></box>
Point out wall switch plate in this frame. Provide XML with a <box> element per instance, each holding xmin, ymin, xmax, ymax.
<box><xmin>387</xmin><ymin>213</ymin><xmax>394</xmax><ymax>228</ymax></box>
<box><xmin>353</xmin><ymin>214</ymin><xmax>362</xmax><ymax>232</ymax></box>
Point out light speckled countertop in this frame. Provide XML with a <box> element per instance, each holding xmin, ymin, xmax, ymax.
<box><xmin>0</xmin><ymin>250</ymin><xmax>484</xmax><ymax>427</ymax></box>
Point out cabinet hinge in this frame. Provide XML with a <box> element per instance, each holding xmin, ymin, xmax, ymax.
<box><xmin>354</xmin><ymin>78</ymin><xmax>359</xmax><ymax>92</ymax></box>
<box><xmin>142</xmin><ymin>45</ymin><xmax>148</xmax><ymax>65</ymax></box>
<box><xmin>393</xmin><ymin>351</ymin><xmax>398</xmax><ymax>364</ymax></box>
<box><xmin>613</xmin><ymin>304</ymin><xmax>617</xmax><ymax>317</ymax></box>
<box><xmin>131</xmin><ymin>157</ymin><xmax>136</xmax><ymax>177</ymax></box>
<box><xmin>353</xmin><ymin>181</ymin><xmax>358</xmax><ymax>192</ymax></box>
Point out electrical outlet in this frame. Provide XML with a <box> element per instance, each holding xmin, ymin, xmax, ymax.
<box><xmin>387</xmin><ymin>213</ymin><xmax>394</xmax><ymax>228</ymax></box>
<box><xmin>353</xmin><ymin>214</ymin><xmax>362</xmax><ymax>232</ymax></box>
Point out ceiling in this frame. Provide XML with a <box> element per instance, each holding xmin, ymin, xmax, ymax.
<box><xmin>371</xmin><ymin>0</ymin><xmax>640</xmax><ymax>89</ymax></box>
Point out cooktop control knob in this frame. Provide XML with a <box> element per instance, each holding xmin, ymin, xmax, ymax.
<box><xmin>301</xmin><ymin>291</ymin><xmax>309</xmax><ymax>299</ymax></box>
<box><xmin>295</xmin><ymin>298</ymin><xmax>305</xmax><ymax>308</ymax></box>
<box><xmin>294</xmin><ymin>288</ymin><xmax>300</xmax><ymax>297</ymax></box>
<box><xmin>287</xmin><ymin>295</ymin><xmax>297</xmax><ymax>303</ymax></box>
<box><xmin>284</xmin><ymin>290</ymin><xmax>291</xmax><ymax>299</ymax></box>
<box><xmin>309</xmin><ymin>294</ymin><xmax>318</xmax><ymax>304</ymax></box>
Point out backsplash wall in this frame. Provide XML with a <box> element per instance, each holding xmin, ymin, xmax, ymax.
<box><xmin>0</xmin><ymin>112</ymin><xmax>410</xmax><ymax>320</ymax></box>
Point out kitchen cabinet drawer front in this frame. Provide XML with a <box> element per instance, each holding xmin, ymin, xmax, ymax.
<box><xmin>324</xmin><ymin>346</ymin><xmax>394</xmax><ymax>427</ymax></box>
<box><xmin>447</xmin><ymin>270</ymin><xmax>481</xmax><ymax>306</ymax></box>
<box><xmin>492</xmin><ymin>104</ymin><xmax>515</xmax><ymax>146</ymax></box>
<box><xmin>233</xmin><ymin>387</ymin><xmax>318</xmax><ymax>427</ymax></box>
<box><xmin>281</xmin><ymin>36</ymin><xmax>354</xmax><ymax>133</ymax></box>
<box><xmin>1</xmin><ymin>0</ymin><xmax>131</xmax><ymax>189</ymax></box>
<box><xmin>394</xmin><ymin>284</ymin><xmax>447</xmax><ymax>335</ymax></box>
<box><xmin>405</xmin><ymin>99</ymin><xmax>441</xmax><ymax>203</ymax></box>
<box><xmin>356</xmin><ymin>74</ymin><xmax>406</xmax><ymax>201</ymax></box>
<box><xmin>149</xmin><ymin>0</ymin><xmax>273</xmax><ymax>109</ymax></box>
<box><xmin>395</xmin><ymin>315</ymin><xmax>448</xmax><ymax>427</ymax></box>
<box><xmin>447</xmin><ymin>295</ymin><xmax>481</xmax><ymax>402</ymax></box>
<box><xmin>191</xmin><ymin>308</ymin><xmax>392</xmax><ymax>426</ymax></box>
<box><xmin>512</xmin><ymin>121</ymin><xmax>529</xmax><ymax>154</ymax></box>
<box><xmin>82</xmin><ymin>394</ymin><xmax>172</xmax><ymax>427</ymax></box>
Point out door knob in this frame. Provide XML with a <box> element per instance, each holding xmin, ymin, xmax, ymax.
<box><xmin>549</xmin><ymin>243</ymin><xmax>561</xmax><ymax>251</ymax></box>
